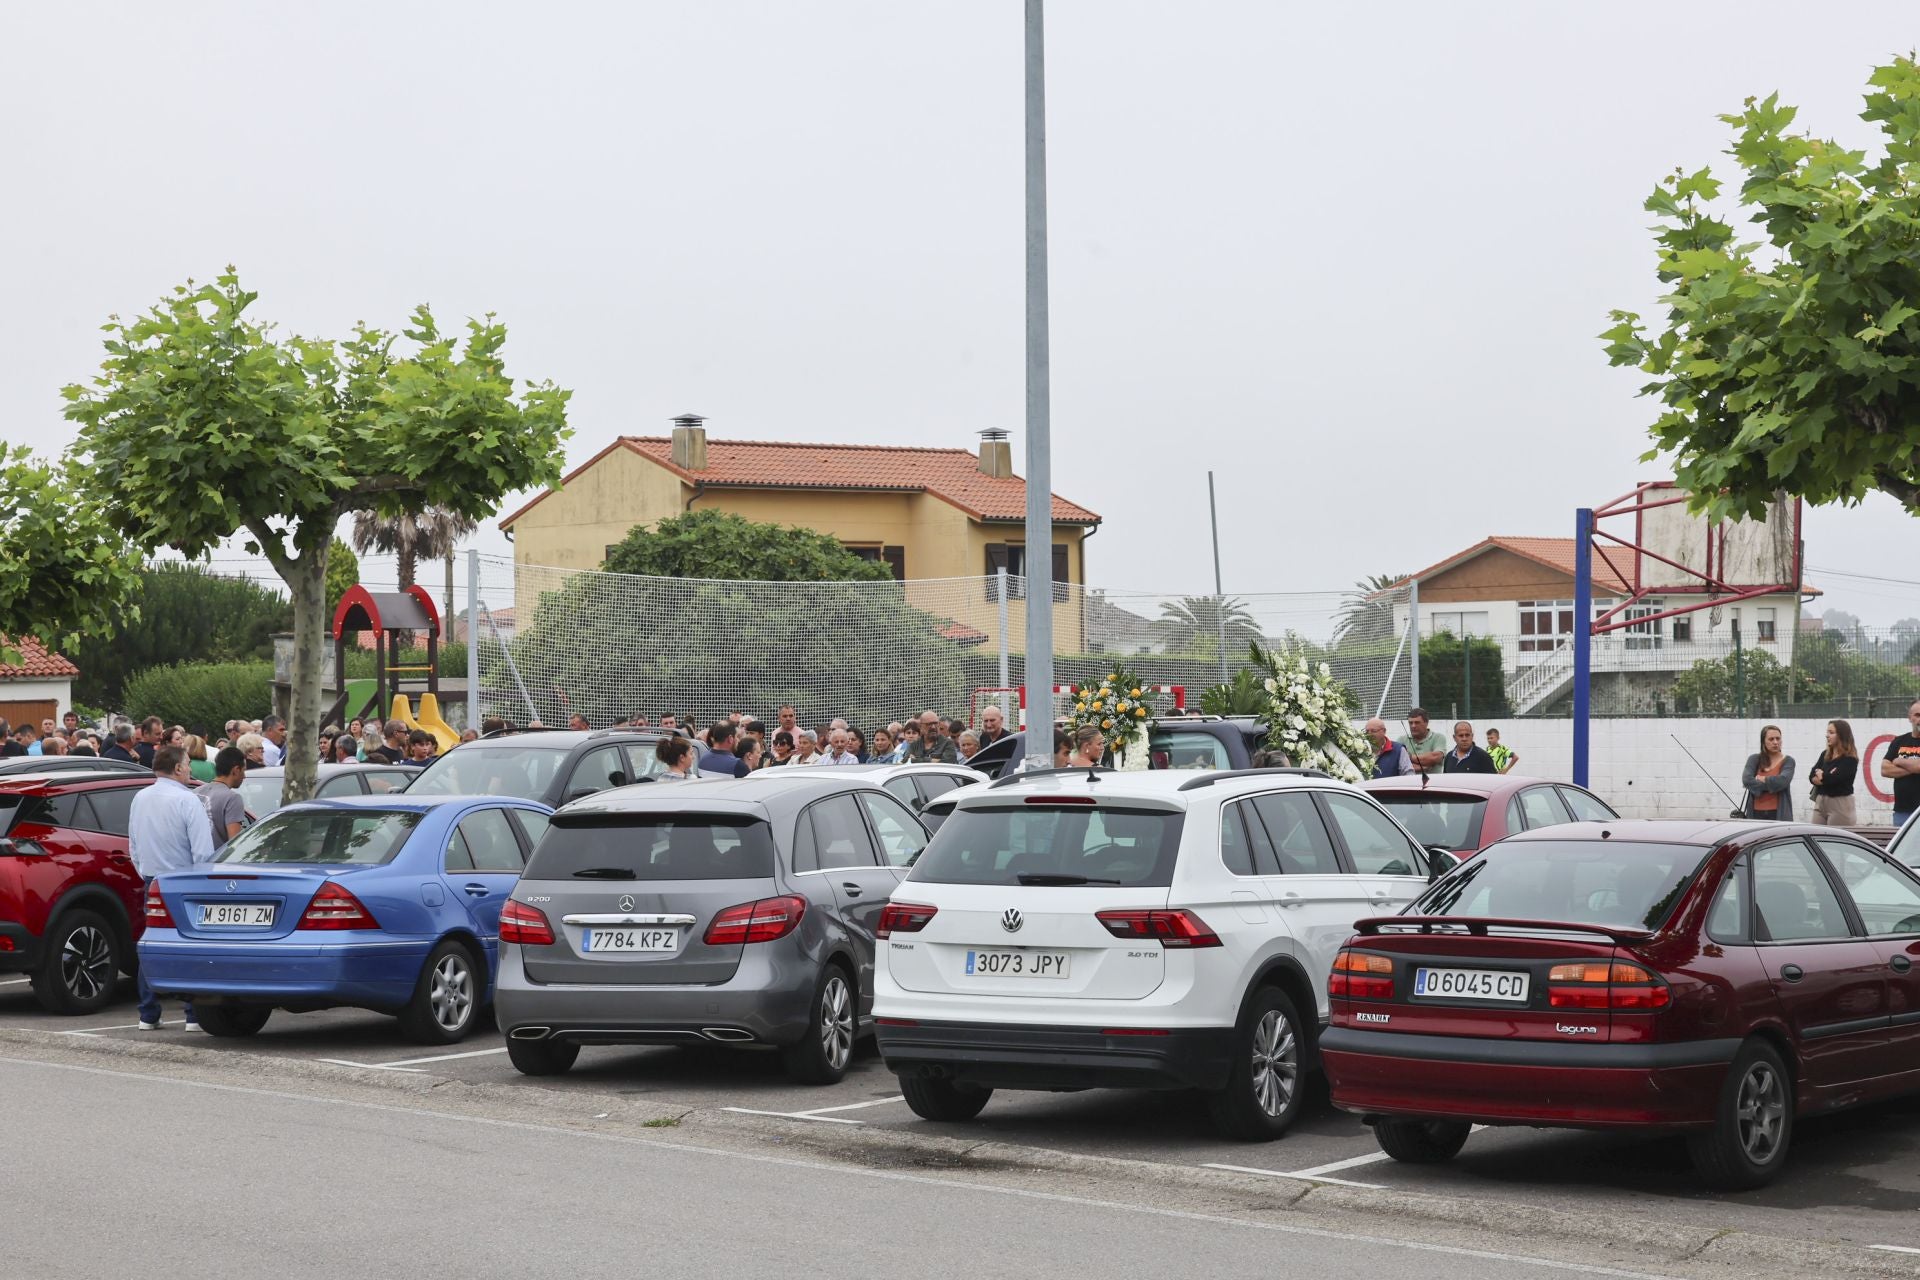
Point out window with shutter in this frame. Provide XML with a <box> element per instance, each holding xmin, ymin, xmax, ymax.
<box><xmin>1051</xmin><ymin>545</ymin><xmax>1070</xmax><ymax>603</ymax></box>
<box><xmin>882</xmin><ymin>546</ymin><xmax>906</xmax><ymax>581</ymax></box>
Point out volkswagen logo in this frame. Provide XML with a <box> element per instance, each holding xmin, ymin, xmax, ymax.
<box><xmin>1000</xmin><ymin>908</ymin><xmax>1023</xmax><ymax>934</ymax></box>
<box><xmin>225</xmin><ymin>881</ymin><xmax>237</xmax><ymax>894</ymax></box>
<box><xmin>618</xmin><ymin>895</ymin><xmax>636</xmax><ymax>912</ymax></box>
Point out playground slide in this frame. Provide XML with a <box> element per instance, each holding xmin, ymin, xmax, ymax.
<box><xmin>414</xmin><ymin>693</ymin><xmax>460</xmax><ymax>754</ymax></box>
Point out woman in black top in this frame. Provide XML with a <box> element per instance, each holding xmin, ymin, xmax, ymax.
<box><xmin>1808</xmin><ymin>718</ymin><xmax>1859</xmax><ymax>826</ymax></box>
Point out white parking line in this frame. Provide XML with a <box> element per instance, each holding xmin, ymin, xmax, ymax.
<box><xmin>721</xmin><ymin>1106</ymin><xmax>865</xmax><ymax>1125</ymax></box>
<box><xmin>796</xmin><ymin>1095</ymin><xmax>907</xmax><ymax>1116</ymax></box>
<box><xmin>1285</xmin><ymin>1149</ymin><xmax>1398</xmax><ymax>1179</ymax></box>
<box><xmin>1204</xmin><ymin>1162</ymin><xmax>1386</xmax><ymax>1191</ymax></box>
<box><xmin>60</xmin><ymin>1021</ymin><xmax>155</xmax><ymax>1034</ymax></box>
<box><xmin>316</xmin><ymin>1059</ymin><xmax>427</xmax><ymax>1073</ymax></box>
<box><xmin>1870</xmin><ymin>1244</ymin><xmax>1920</xmax><ymax>1255</ymax></box>
<box><xmin>320</xmin><ymin>1046</ymin><xmax>510</xmax><ymax>1072</ymax></box>
<box><xmin>0</xmin><ymin>977</ymin><xmax>30</xmax><ymax>986</ymax></box>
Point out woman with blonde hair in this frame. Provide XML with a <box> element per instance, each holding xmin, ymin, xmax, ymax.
<box><xmin>1740</xmin><ymin>724</ymin><xmax>1796</xmax><ymax>821</ymax></box>
<box><xmin>186</xmin><ymin>734</ymin><xmax>215</xmax><ymax>782</ymax></box>
<box><xmin>1808</xmin><ymin>719</ymin><xmax>1859</xmax><ymax>826</ymax></box>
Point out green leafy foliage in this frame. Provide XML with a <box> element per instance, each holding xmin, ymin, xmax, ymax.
<box><xmin>341</xmin><ymin>642</ymin><xmax>467</xmax><ymax>679</ymax></box>
<box><xmin>1199</xmin><ymin>668</ymin><xmax>1270</xmax><ymax>716</ymax></box>
<box><xmin>1331</xmin><ymin>573</ymin><xmax>1406</xmax><ymax>648</ymax></box>
<box><xmin>1416</xmin><ymin>632</ymin><xmax>1511</xmax><ymax>719</ymax></box>
<box><xmin>601</xmin><ymin>510</ymin><xmax>892</xmax><ymax>581</ymax></box>
<box><xmin>1669</xmin><ymin>648</ymin><xmax>1825</xmax><ymax>714</ymax></box>
<box><xmin>1603</xmin><ymin>56</ymin><xmax>1920</xmax><ymax>517</ymax></box>
<box><xmin>124</xmin><ymin>661</ymin><xmax>274</xmax><ymax>731</ymax></box>
<box><xmin>1152</xmin><ymin>596</ymin><xmax>1263</xmax><ymax>659</ymax></box>
<box><xmin>63</xmin><ymin>272</ymin><xmax>569</xmax><ymax>801</ymax></box>
<box><xmin>325</xmin><ymin>539</ymin><xmax>359</xmax><ymax>617</ymax></box>
<box><xmin>67</xmin><ymin>562</ymin><xmax>290</xmax><ymax>709</ymax></box>
<box><xmin>0</xmin><ymin>446</ymin><xmax>143</xmax><ymax>661</ymax></box>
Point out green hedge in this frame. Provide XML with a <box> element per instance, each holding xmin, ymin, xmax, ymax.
<box><xmin>125</xmin><ymin>661</ymin><xmax>274</xmax><ymax>732</ymax></box>
<box><xmin>342</xmin><ymin>642</ymin><xmax>468</xmax><ymax>679</ymax></box>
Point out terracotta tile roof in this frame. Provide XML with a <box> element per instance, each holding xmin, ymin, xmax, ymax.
<box><xmin>1393</xmin><ymin>537</ymin><xmax>1818</xmax><ymax>598</ymax></box>
<box><xmin>0</xmin><ymin>637</ymin><xmax>79</xmax><ymax>680</ymax></box>
<box><xmin>499</xmin><ymin>437</ymin><xmax>1100</xmax><ymax>530</ymax></box>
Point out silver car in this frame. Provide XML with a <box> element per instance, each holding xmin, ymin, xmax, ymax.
<box><xmin>494</xmin><ymin>771</ymin><xmax>931</xmax><ymax>1084</ymax></box>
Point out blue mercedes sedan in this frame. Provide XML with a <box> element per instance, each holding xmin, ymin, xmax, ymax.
<box><xmin>138</xmin><ymin>794</ymin><xmax>552</xmax><ymax>1044</ymax></box>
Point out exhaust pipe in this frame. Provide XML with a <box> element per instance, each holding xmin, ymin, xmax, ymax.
<box><xmin>702</xmin><ymin>1027</ymin><xmax>755</xmax><ymax>1042</ymax></box>
<box><xmin>509</xmin><ymin>1026</ymin><xmax>551</xmax><ymax>1041</ymax></box>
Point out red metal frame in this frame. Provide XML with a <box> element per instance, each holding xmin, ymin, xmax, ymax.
<box><xmin>1583</xmin><ymin>481</ymin><xmax>1803</xmax><ymax>635</ymax></box>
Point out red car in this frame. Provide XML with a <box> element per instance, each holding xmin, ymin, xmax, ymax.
<box><xmin>0</xmin><ymin>771</ymin><xmax>154</xmax><ymax>1013</ymax></box>
<box><xmin>1362</xmin><ymin>774</ymin><xmax>1619</xmax><ymax>859</ymax></box>
<box><xmin>1321</xmin><ymin>819</ymin><xmax>1920</xmax><ymax>1188</ymax></box>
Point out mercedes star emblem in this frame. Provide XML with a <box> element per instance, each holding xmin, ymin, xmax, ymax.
<box><xmin>1000</xmin><ymin>908</ymin><xmax>1023</xmax><ymax>934</ymax></box>
<box><xmin>618</xmin><ymin>895</ymin><xmax>636</xmax><ymax>912</ymax></box>
<box><xmin>226</xmin><ymin>881</ymin><xmax>237</xmax><ymax>894</ymax></box>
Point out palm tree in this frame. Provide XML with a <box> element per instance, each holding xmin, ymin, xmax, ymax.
<box><xmin>1154</xmin><ymin>595</ymin><xmax>1263</xmax><ymax>657</ymax></box>
<box><xmin>1331</xmin><ymin>572</ymin><xmax>1406</xmax><ymax>649</ymax></box>
<box><xmin>350</xmin><ymin>507</ymin><xmax>477</xmax><ymax>625</ymax></box>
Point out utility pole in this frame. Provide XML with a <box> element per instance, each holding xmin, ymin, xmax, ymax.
<box><xmin>1208</xmin><ymin>470</ymin><xmax>1228</xmax><ymax>683</ymax></box>
<box><xmin>1021</xmin><ymin>0</ymin><xmax>1054</xmax><ymax>766</ymax></box>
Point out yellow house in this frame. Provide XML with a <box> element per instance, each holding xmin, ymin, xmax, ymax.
<box><xmin>497</xmin><ymin>417</ymin><xmax>1102</xmax><ymax>652</ymax></box>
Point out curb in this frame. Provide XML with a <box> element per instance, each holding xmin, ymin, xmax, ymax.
<box><xmin>6</xmin><ymin>1028</ymin><xmax>1914</xmax><ymax>1277</ymax></box>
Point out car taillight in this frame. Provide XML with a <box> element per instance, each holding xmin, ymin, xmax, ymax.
<box><xmin>499</xmin><ymin>899</ymin><xmax>555</xmax><ymax>946</ymax></box>
<box><xmin>297</xmin><ymin>880</ymin><xmax>379</xmax><ymax>931</ymax></box>
<box><xmin>144</xmin><ymin>881</ymin><xmax>176</xmax><ymax>929</ymax></box>
<box><xmin>1095</xmin><ymin>909</ymin><xmax>1221</xmax><ymax>948</ymax></box>
<box><xmin>704</xmin><ymin>895</ymin><xmax>807</xmax><ymax>945</ymax></box>
<box><xmin>1330</xmin><ymin>949</ymin><xmax>1395</xmax><ymax>999</ymax></box>
<box><xmin>1547</xmin><ymin>961</ymin><xmax>1670</xmax><ymax>1010</ymax></box>
<box><xmin>876</xmin><ymin>902</ymin><xmax>937</xmax><ymax>939</ymax></box>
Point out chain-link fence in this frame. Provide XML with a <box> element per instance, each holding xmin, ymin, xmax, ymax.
<box><xmin>463</xmin><ymin>555</ymin><xmax>1418</xmax><ymax>730</ymax></box>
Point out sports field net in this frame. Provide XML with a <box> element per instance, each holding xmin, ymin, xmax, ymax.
<box><xmin>464</xmin><ymin>555</ymin><xmax>1418</xmax><ymax>731</ymax></box>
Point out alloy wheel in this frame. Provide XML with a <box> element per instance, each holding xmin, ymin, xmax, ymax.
<box><xmin>429</xmin><ymin>954</ymin><xmax>474</xmax><ymax>1032</ymax></box>
<box><xmin>1736</xmin><ymin>1061</ymin><xmax>1786</xmax><ymax>1163</ymax></box>
<box><xmin>820</xmin><ymin>974</ymin><xmax>854</xmax><ymax>1071</ymax></box>
<box><xmin>1249</xmin><ymin>1008</ymin><xmax>1299</xmax><ymax>1117</ymax></box>
<box><xmin>60</xmin><ymin>926</ymin><xmax>114</xmax><ymax>1002</ymax></box>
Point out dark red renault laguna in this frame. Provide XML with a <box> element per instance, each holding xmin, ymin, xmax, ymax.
<box><xmin>1321</xmin><ymin>819</ymin><xmax>1920</xmax><ymax>1188</ymax></box>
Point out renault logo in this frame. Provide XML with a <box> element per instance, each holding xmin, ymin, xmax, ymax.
<box><xmin>618</xmin><ymin>895</ymin><xmax>636</xmax><ymax>912</ymax></box>
<box><xmin>1000</xmin><ymin>908</ymin><xmax>1023</xmax><ymax>934</ymax></box>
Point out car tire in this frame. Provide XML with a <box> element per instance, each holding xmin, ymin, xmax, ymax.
<box><xmin>782</xmin><ymin>963</ymin><xmax>857</xmax><ymax>1085</ymax></box>
<box><xmin>196</xmin><ymin>1005</ymin><xmax>273</xmax><ymax>1038</ymax></box>
<box><xmin>32</xmin><ymin>908</ymin><xmax>121</xmax><ymax>1016</ymax></box>
<box><xmin>1373</xmin><ymin>1118</ymin><xmax>1472</xmax><ymax>1164</ymax></box>
<box><xmin>1687</xmin><ymin>1039</ymin><xmax>1794</xmax><ymax>1190</ymax></box>
<box><xmin>900</xmin><ymin>1075</ymin><xmax>993</xmax><ymax>1122</ymax></box>
<box><xmin>1206</xmin><ymin>986</ymin><xmax>1308</xmax><ymax>1141</ymax></box>
<box><xmin>507</xmin><ymin>1036</ymin><xmax>581</xmax><ymax>1076</ymax></box>
<box><xmin>398</xmin><ymin>940</ymin><xmax>481</xmax><ymax>1045</ymax></box>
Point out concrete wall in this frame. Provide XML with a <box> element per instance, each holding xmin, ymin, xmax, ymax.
<box><xmin>0</xmin><ymin>678</ymin><xmax>71</xmax><ymax>720</ymax></box>
<box><xmin>1440</xmin><ymin>716</ymin><xmax>1906</xmax><ymax>825</ymax></box>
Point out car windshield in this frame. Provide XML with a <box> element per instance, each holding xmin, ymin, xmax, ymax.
<box><xmin>523</xmin><ymin>815</ymin><xmax>775</xmax><ymax>880</ymax></box>
<box><xmin>909</xmin><ymin>804</ymin><xmax>1184</xmax><ymax>887</ymax></box>
<box><xmin>216</xmin><ymin>808</ymin><xmax>422</xmax><ymax>866</ymax></box>
<box><xmin>237</xmin><ymin>775</ymin><xmax>283</xmax><ymax>815</ymax></box>
<box><xmin>407</xmin><ymin>747</ymin><xmax>566</xmax><ymax>802</ymax></box>
<box><xmin>1370</xmin><ymin>793</ymin><xmax>1488</xmax><ymax>850</ymax></box>
<box><xmin>1413</xmin><ymin>840</ymin><xmax>1711</xmax><ymax>931</ymax></box>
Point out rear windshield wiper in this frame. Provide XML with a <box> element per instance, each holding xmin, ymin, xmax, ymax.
<box><xmin>1015</xmin><ymin>872</ymin><xmax>1121</xmax><ymax>886</ymax></box>
<box><xmin>570</xmin><ymin>867</ymin><xmax>639</xmax><ymax>879</ymax></box>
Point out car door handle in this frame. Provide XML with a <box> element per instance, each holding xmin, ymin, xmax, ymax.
<box><xmin>1279</xmin><ymin>892</ymin><xmax>1303</xmax><ymax>909</ymax></box>
<box><xmin>462</xmin><ymin>883</ymin><xmax>490</xmax><ymax>897</ymax></box>
<box><xmin>1780</xmin><ymin>963</ymin><xmax>1804</xmax><ymax>983</ymax></box>
<box><xmin>1893</xmin><ymin>955</ymin><xmax>1914</xmax><ymax>974</ymax></box>
<box><xmin>841</xmin><ymin>882</ymin><xmax>863</xmax><ymax>898</ymax></box>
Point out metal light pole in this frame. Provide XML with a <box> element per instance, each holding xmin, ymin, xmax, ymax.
<box><xmin>1573</xmin><ymin>508</ymin><xmax>1594</xmax><ymax>787</ymax></box>
<box><xmin>1208</xmin><ymin>470</ymin><xmax>1228</xmax><ymax>683</ymax></box>
<box><xmin>1022</xmin><ymin>0</ymin><xmax>1054</xmax><ymax>766</ymax></box>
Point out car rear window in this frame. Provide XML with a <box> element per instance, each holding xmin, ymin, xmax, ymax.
<box><xmin>524</xmin><ymin>815</ymin><xmax>776</xmax><ymax>880</ymax></box>
<box><xmin>1413</xmin><ymin>840</ymin><xmax>1710</xmax><ymax>931</ymax></box>
<box><xmin>1370</xmin><ymin>793</ymin><xmax>1488</xmax><ymax>851</ymax></box>
<box><xmin>909</xmin><ymin>804</ymin><xmax>1184</xmax><ymax>887</ymax></box>
<box><xmin>407</xmin><ymin>747</ymin><xmax>567</xmax><ymax>802</ymax></box>
<box><xmin>217</xmin><ymin>809</ymin><xmax>422</xmax><ymax>866</ymax></box>
<box><xmin>238</xmin><ymin>776</ymin><xmax>283</xmax><ymax>816</ymax></box>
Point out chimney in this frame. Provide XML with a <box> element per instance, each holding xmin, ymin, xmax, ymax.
<box><xmin>977</xmin><ymin>428</ymin><xmax>1012</xmax><ymax>479</ymax></box>
<box><xmin>670</xmin><ymin>413</ymin><xmax>708</xmax><ymax>471</ymax></box>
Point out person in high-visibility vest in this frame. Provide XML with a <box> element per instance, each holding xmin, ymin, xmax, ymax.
<box><xmin>1486</xmin><ymin>728</ymin><xmax>1518</xmax><ymax>775</ymax></box>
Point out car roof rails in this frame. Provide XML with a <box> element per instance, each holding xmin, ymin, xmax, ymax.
<box><xmin>478</xmin><ymin>726</ymin><xmax>569</xmax><ymax>740</ymax></box>
<box><xmin>1175</xmin><ymin>766</ymin><xmax>1332</xmax><ymax>792</ymax></box>
<box><xmin>987</xmin><ymin>765</ymin><xmax>1112</xmax><ymax>789</ymax></box>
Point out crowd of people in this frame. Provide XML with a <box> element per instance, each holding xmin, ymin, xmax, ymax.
<box><xmin>1362</xmin><ymin>708</ymin><xmax>1519</xmax><ymax>779</ymax></box>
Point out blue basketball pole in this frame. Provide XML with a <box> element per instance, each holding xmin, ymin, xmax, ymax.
<box><xmin>1572</xmin><ymin>508</ymin><xmax>1594</xmax><ymax>788</ymax></box>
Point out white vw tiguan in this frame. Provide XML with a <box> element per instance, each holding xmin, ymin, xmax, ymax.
<box><xmin>872</xmin><ymin>766</ymin><xmax>1437</xmax><ymax>1139</ymax></box>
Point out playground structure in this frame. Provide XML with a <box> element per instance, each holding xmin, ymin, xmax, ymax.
<box><xmin>326</xmin><ymin>586</ymin><xmax>460</xmax><ymax>752</ymax></box>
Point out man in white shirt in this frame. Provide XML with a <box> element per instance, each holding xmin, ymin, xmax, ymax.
<box><xmin>128</xmin><ymin>746</ymin><xmax>217</xmax><ymax>1031</ymax></box>
<box><xmin>260</xmin><ymin>715</ymin><xmax>287</xmax><ymax>766</ymax></box>
<box><xmin>819</xmin><ymin>729</ymin><xmax>860</xmax><ymax>766</ymax></box>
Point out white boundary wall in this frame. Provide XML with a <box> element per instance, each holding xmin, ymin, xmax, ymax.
<box><xmin>1458</xmin><ymin>717</ymin><xmax>1907</xmax><ymax>825</ymax></box>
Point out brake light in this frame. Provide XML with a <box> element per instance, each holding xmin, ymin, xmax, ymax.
<box><xmin>297</xmin><ymin>880</ymin><xmax>379</xmax><ymax>931</ymax></box>
<box><xmin>704</xmin><ymin>895</ymin><xmax>807</xmax><ymax>945</ymax></box>
<box><xmin>1024</xmin><ymin>796</ymin><xmax>1096</xmax><ymax>805</ymax></box>
<box><xmin>1547</xmin><ymin>961</ymin><xmax>1670</xmax><ymax>1010</ymax></box>
<box><xmin>877</xmin><ymin>901</ymin><xmax>937</xmax><ymax>939</ymax></box>
<box><xmin>1330</xmin><ymin>949</ymin><xmax>1395</xmax><ymax>999</ymax></box>
<box><xmin>144</xmin><ymin>881</ymin><xmax>176</xmax><ymax>929</ymax></box>
<box><xmin>0</xmin><ymin>935</ymin><xmax>12</xmax><ymax>951</ymax></box>
<box><xmin>499</xmin><ymin>899</ymin><xmax>555</xmax><ymax>946</ymax></box>
<box><xmin>1095</xmin><ymin>909</ymin><xmax>1221</xmax><ymax>948</ymax></box>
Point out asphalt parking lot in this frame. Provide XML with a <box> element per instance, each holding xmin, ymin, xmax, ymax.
<box><xmin>11</xmin><ymin>975</ymin><xmax>1920</xmax><ymax>1259</ymax></box>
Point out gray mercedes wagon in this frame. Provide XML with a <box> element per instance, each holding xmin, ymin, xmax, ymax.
<box><xmin>493</xmin><ymin>771</ymin><xmax>931</xmax><ymax>1083</ymax></box>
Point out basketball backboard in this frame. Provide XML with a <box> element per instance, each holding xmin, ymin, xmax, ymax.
<box><xmin>1637</xmin><ymin>486</ymin><xmax>1797</xmax><ymax>592</ymax></box>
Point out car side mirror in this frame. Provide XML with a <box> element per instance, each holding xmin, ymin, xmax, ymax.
<box><xmin>1425</xmin><ymin>845</ymin><xmax>1461</xmax><ymax>881</ymax></box>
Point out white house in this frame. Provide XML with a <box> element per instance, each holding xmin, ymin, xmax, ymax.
<box><xmin>0</xmin><ymin>638</ymin><xmax>77</xmax><ymax>727</ymax></box>
<box><xmin>1388</xmin><ymin>537</ymin><xmax>1815</xmax><ymax>715</ymax></box>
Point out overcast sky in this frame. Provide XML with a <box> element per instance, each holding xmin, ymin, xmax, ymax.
<box><xmin>5</xmin><ymin>2</ymin><xmax>1919</xmax><ymax>624</ymax></box>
